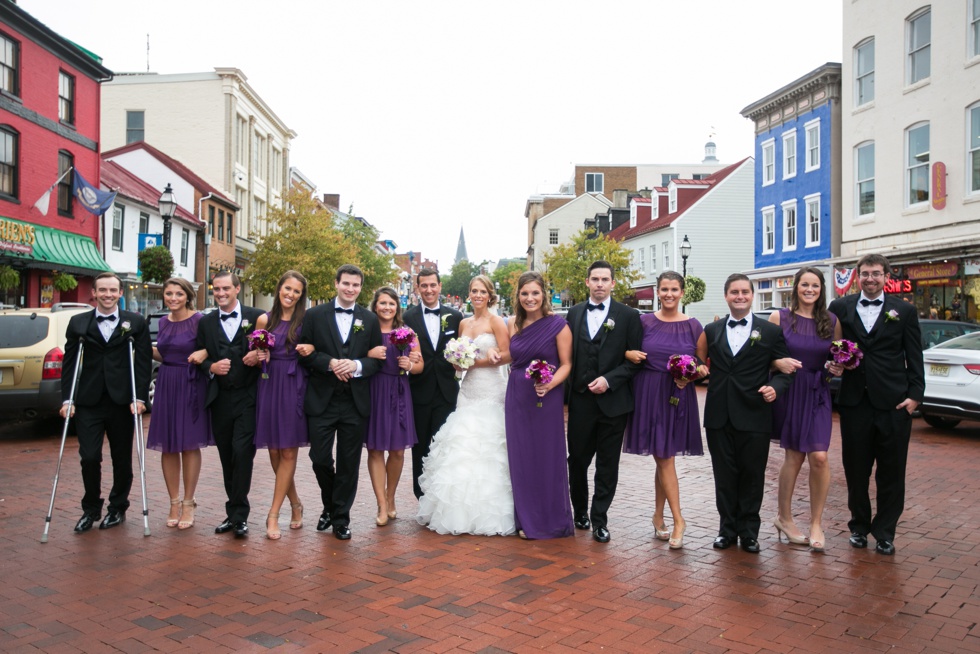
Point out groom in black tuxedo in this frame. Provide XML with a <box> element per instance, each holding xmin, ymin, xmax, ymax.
<box><xmin>402</xmin><ymin>268</ymin><xmax>463</xmax><ymax>498</ymax></box>
<box><xmin>299</xmin><ymin>264</ymin><xmax>382</xmax><ymax>540</ymax></box>
<box><xmin>61</xmin><ymin>272</ymin><xmax>152</xmax><ymax>532</ymax></box>
<box><xmin>829</xmin><ymin>254</ymin><xmax>923</xmax><ymax>555</ymax></box>
<box><xmin>699</xmin><ymin>273</ymin><xmax>794</xmax><ymax>553</ymax></box>
<box><xmin>566</xmin><ymin>260</ymin><xmax>642</xmax><ymax>543</ymax></box>
<box><xmin>196</xmin><ymin>271</ymin><xmax>264</xmax><ymax>537</ymax></box>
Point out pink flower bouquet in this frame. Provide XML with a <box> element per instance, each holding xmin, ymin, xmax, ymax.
<box><xmin>247</xmin><ymin>329</ymin><xmax>277</xmax><ymax>379</ymax></box>
<box><xmin>525</xmin><ymin>359</ymin><xmax>556</xmax><ymax>408</ymax></box>
<box><xmin>389</xmin><ymin>326</ymin><xmax>417</xmax><ymax>375</ymax></box>
<box><xmin>830</xmin><ymin>339</ymin><xmax>862</xmax><ymax>370</ymax></box>
<box><xmin>666</xmin><ymin>354</ymin><xmax>700</xmax><ymax>406</ymax></box>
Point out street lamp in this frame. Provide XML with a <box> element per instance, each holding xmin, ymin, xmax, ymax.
<box><xmin>158</xmin><ymin>183</ymin><xmax>177</xmax><ymax>248</ymax></box>
<box><xmin>679</xmin><ymin>235</ymin><xmax>692</xmax><ymax>314</ymax></box>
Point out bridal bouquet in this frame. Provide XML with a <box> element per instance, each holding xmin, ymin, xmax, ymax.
<box><xmin>389</xmin><ymin>326</ymin><xmax>417</xmax><ymax>376</ymax></box>
<box><xmin>247</xmin><ymin>329</ymin><xmax>276</xmax><ymax>379</ymax></box>
<box><xmin>666</xmin><ymin>354</ymin><xmax>700</xmax><ymax>406</ymax></box>
<box><xmin>830</xmin><ymin>339</ymin><xmax>862</xmax><ymax>370</ymax></box>
<box><xmin>444</xmin><ymin>336</ymin><xmax>481</xmax><ymax>380</ymax></box>
<box><xmin>525</xmin><ymin>359</ymin><xmax>556</xmax><ymax>408</ymax></box>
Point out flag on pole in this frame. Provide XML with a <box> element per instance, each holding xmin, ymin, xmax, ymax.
<box><xmin>31</xmin><ymin>167</ymin><xmax>73</xmax><ymax>216</ymax></box>
<box><xmin>72</xmin><ymin>169</ymin><xmax>117</xmax><ymax>216</ymax></box>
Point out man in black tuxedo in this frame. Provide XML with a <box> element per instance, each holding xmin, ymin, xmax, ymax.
<box><xmin>566</xmin><ymin>260</ymin><xmax>642</xmax><ymax>543</ymax></box>
<box><xmin>299</xmin><ymin>264</ymin><xmax>382</xmax><ymax>540</ymax></box>
<box><xmin>699</xmin><ymin>273</ymin><xmax>795</xmax><ymax>553</ymax></box>
<box><xmin>402</xmin><ymin>268</ymin><xmax>463</xmax><ymax>499</ymax></box>
<box><xmin>61</xmin><ymin>272</ymin><xmax>152</xmax><ymax>532</ymax></box>
<box><xmin>829</xmin><ymin>254</ymin><xmax>924</xmax><ymax>555</ymax></box>
<box><xmin>196</xmin><ymin>272</ymin><xmax>264</xmax><ymax>538</ymax></box>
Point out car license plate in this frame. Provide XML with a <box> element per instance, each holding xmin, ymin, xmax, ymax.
<box><xmin>929</xmin><ymin>364</ymin><xmax>949</xmax><ymax>377</ymax></box>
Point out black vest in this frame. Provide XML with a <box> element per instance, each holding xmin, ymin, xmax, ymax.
<box><xmin>574</xmin><ymin>316</ymin><xmax>602</xmax><ymax>393</ymax></box>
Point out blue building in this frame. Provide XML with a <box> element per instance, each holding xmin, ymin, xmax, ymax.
<box><xmin>740</xmin><ymin>63</ymin><xmax>842</xmax><ymax>309</ymax></box>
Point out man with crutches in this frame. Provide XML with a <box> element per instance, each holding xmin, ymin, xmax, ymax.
<box><xmin>59</xmin><ymin>272</ymin><xmax>152</xmax><ymax>533</ymax></box>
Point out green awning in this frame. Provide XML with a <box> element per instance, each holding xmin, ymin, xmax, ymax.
<box><xmin>0</xmin><ymin>215</ymin><xmax>110</xmax><ymax>276</ymax></box>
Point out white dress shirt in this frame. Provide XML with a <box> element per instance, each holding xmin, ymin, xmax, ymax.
<box><xmin>726</xmin><ymin>313</ymin><xmax>754</xmax><ymax>355</ymax></box>
<box><xmin>219</xmin><ymin>301</ymin><xmax>243</xmax><ymax>341</ymax></box>
<box><xmin>586</xmin><ymin>300</ymin><xmax>610</xmax><ymax>340</ymax></box>
<box><xmin>422</xmin><ymin>303</ymin><xmax>441</xmax><ymax>348</ymax></box>
<box><xmin>334</xmin><ymin>301</ymin><xmax>362</xmax><ymax>376</ymax></box>
<box><xmin>95</xmin><ymin>309</ymin><xmax>119</xmax><ymax>342</ymax></box>
<box><xmin>857</xmin><ymin>292</ymin><xmax>884</xmax><ymax>332</ymax></box>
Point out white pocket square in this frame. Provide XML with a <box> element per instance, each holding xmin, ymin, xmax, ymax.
<box><xmin>444</xmin><ymin>330</ymin><xmax>456</xmax><ymax>336</ymax></box>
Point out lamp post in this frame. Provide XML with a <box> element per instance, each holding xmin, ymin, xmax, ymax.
<box><xmin>158</xmin><ymin>183</ymin><xmax>177</xmax><ymax>248</ymax></box>
<box><xmin>679</xmin><ymin>235</ymin><xmax>692</xmax><ymax>314</ymax></box>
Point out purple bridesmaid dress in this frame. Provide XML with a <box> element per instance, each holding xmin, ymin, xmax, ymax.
<box><xmin>364</xmin><ymin>332</ymin><xmax>418</xmax><ymax>450</ymax></box>
<box><xmin>254</xmin><ymin>318</ymin><xmax>309</xmax><ymax>449</ymax></box>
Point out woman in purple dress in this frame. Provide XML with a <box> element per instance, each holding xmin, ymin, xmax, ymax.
<box><xmin>505</xmin><ymin>271</ymin><xmax>574</xmax><ymax>540</ymax></box>
<box><xmin>254</xmin><ymin>271</ymin><xmax>312</xmax><ymax>540</ymax></box>
<box><xmin>147</xmin><ymin>277</ymin><xmax>211</xmax><ymax>530</ymax></box>
<box><xmin>623</xmin><ymin>272</ymin><xmax>706</xmax><ymax>550</ymax></box>
<box><xmin>769</xmin><ymin>267</ymin><xmax>843</xmax><ymax>552</ymax></box>
<box><xmin>365</xmin><ymin>287</ymin><xmax>421</xmax><ymax>527</ymax></box>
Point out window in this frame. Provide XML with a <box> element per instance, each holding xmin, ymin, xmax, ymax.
<box><xmin>226</xmin><ymin>212</ymin><xmax>233</xmax><ymax>243</ymax></box>
<box><xmin>854</xmin><ymin>142</ymin><xmax>875</xmax><ymax>216</ymax></box>
<box><xmin>112</xmin><ymin>204</ymin><xmax>124</xmax><ymax>251</ymax></box>
<box><xmin>0</xmin><ymin>126</ymin><xmax>16</xmax><ymax>198</ymax></box>
<box><xmin>907</xmin><ymin>8</ymin><xmax>931</xmax><ymax>85</ymax></box>
<box><xmin>762</xmin><ymin>139</ymin><xmax>775</xmax><ymax>185</ymax></box>
<box><xmin>139</xmin><ymin>212</ymin><xmax>149</xmax><ymax>235</ymax></box>
<box><xmin>253</xmin><ymin>198</ymin><xmax>265</xmax><ymax>235</ymax></box>
<box><xmin>58</xmin><ymin>72</ymin><xmax>74</xmax><ymax>124</ymax></box>
<box><xmin>180</xmin><ymin>229</ymin><xmax>189</xmax><ymax>266</ymax></box>
<box><xmin>662</xmin><ymin>242</ymin><xmax>669</xmax><ymax>270</ymax></box>
<box><xmin>235</xmin><ymin>189</ymin><xmax>247</xmax><ymax>234</ymax></box>
<box><xmin>0</xmin><ymin>32</ymin><xmax>18</xmax><ymax>95</ymax></box>
<box><xmin>271</xmin><ymin>147</ymin><xmax>282</xmax><ymax>191</ymax></box>
<box><xmin>629</xmin><ymin>202</ymin><xmax>637</xmax><ymax>228</ymax></box>
<box><xmin>782</xmin><ymin>200</ymin><xmax>797</xmax><ymax>251</ymax></box>
<box><xmin>805</xmin><ymin>194</ymin><xmax>821</xmax><ymax>247</ymax></box>
<box><xmin>235</xmin><ymin>115</ymin><xmax>248</xmax><ymax>166</ymax></box>
<box><xmin>805</xmin><ymin>120</ymin><xmax>820</xmax><ymax>171</ymax></box>
<box><xmin>208</xmin><ymin>206</ymin><xmax>215</xmax><ymax>238</ymax></box>
<box><xmin>692</xmin><ymin>173</ymin><xmax>709</xmax><ymax>180</ymax></box>
<box><xmin>972</xmin><ymin>0</ymin><xmax>980</xmax><ymax>58</ymax></box>
<box><xmin>762</xmin><ymin>207</ymin><xmax>775</xmax><ymax>254</ymax></box>
<box><xmin>650</xmin><ymin>245</ymin><xmax>656</xmax><ymax>272</ymax></box>
<box><xmin>585</xmin><ymin>172</ymin><xmax>603</xmax><ymax>194</ymax></box>
<box><xmin>971</xmin><ymin>104</ymin><xmax>980</xmax><ymax>194</ymax></box>
<box><xmin>758</xmin><ymin>290</ymin><xmax>774</xmax><ymax>311</ymax></box>
<box><xmin>125</xmin><ymin>110</ymin><xmax>144</xmax><ymax>144</ymax></box>
<box><xmin>906</xmin><ymin>122</ymin><xmax>930</xmax><ymax>206</ymax></box>
<box><xmin>217</xmin><ymin>209</ymin><xmax>224</xmax><ymax>241</ymax></box>
<box><xmin>651</xmin><ymin>197</ymin><xmax>659</xmax><ymax>219</ymax></box>
<box><xmin>57</xmin><ymin>151</ymin><xmax>73</xmax><ymax>215</ymax></box>
<box><xmin>668</xmin><ymin>185</ymin><xmax>677</xmax><ymax>213</ymax></box>
<box><xmin>549</xmin><ymin>228</ymin><xmax>558</xmax><ymax>245</ymax></box>
<box><xmin>782</xmin><ymin>130</ymin><xmax>797</xmax><ymax>179</ymax></box>
<box><xmin>638</xmin><ymin>247</ymin><xmax>645</xmax><ymax>273</ymax></box>
<box><xmin>855</xmin><ymin>38</ymin><xmax>875</xmax><ymax>106</ymax></box>
<box><xmin>253</xmin><ymin>131</ymin><xmax>267</xmax><ymax>180</ymax></box>
<box><xmin>661</xmin><ymin>173</ymin><xmax>679</xmax><ymax>186</ymax></box>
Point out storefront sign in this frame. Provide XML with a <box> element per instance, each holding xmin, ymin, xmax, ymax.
<box><xmin>916</xmin><ymin>278</ymin><xmax>961</xmax><ymax>287</ymax></box>
<box><xmin>885</xmin><ymin>279</ymin><xmax>913</xmax><ymax>293</ymax></box>
<box><xmin>906</xmin><ymin>262</ymin><xmax>958</xmax><ymax>280</ymax></box>
<box><xmin>964</xmin><ymin>259</ymin><xmax>980</xmax><ymax>276</ymax></box>
<box><xmin>774</xmin><ymin>277</ymin><xmax>794</xmax><ymax>289</ymax></box>
<box><xmin>39</xmin><ymin>276</ymin><xmax>54</xmax><ymax>308</ymax></box>
<box><xmin>932</xmin><ymin>162</ymin><xmax>947</xmax><ymax>210</ymax></box>
<box><xmin>0</xmin><ymin>218</ymin><xmax>35</xmax><ymax>255</ymax></box>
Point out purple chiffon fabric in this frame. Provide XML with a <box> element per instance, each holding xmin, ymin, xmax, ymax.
<box><xmin>254</xmin><ymin>318</ymin><xmax>309</xmax><ymax>449</ymax></box>
<box><xmin>364</xmin><ymin>332</ymin><xmax>418</xmax><ymax>451</ymax></box>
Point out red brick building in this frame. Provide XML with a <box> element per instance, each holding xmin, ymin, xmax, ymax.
<box><xmin>0</xmin><ymin>1</ymin><xmax>112</xmax><ymax>307</ymax></box>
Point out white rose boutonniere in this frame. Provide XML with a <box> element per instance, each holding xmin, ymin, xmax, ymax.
<box><xmin>120</xmin><ymin>320</ymin><xmax>132</xmax><ymax>336</ymax></box>
<box><xmin>885</xmin><ymin>310</ymin><xmax>900</xmax><ymax>322</ymax></box>
<box><xmin>604</xmin><ymin>318</ymin><xmax>616</xmax><ymax>332</ymax></box>
<box><xmin>353</xmin><ymin>318</ymin><xmax>364</xmax><ymax>333</ymax></box>
<box><xmin>440</xmin><ymin>314</ymin><xmax>450</xmax><ymax>331</ymax></box>
<box><xmin>749</xmin><ymin>329</ymin><xmax>761</xmax><ymax>346</ymax></box>
<box><xmin>241</xmin><ymin>320</ymin><xmax>251</xmax><ymax>333</ymax></box>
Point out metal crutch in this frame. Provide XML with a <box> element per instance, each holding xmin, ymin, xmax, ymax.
<box><xmin>127</xmin><ymin>337</ymin><xmax>151</xmax><ymax>536</ymax></box>
<box><xmin>40</xmin><ymin>337</ymin><xmax>83</xmax><ymax>543</ymax></box>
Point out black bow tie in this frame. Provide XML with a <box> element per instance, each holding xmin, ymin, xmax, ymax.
<box><xmin>728</xmin><ymin>318</ymin><xmax>748</xmax><ymax>328</ymax></box>
<box><xmin>424</xmin><ymin>307</ymin><xmax>440</xmax><ymax>315</ymax></box>
<box><xmin>860</xmin><ymin>298</ymin><xmax>883</xmax><ymax>307</ymax></box>
<box><xmin>96</xmin><ymin>314</ymin><xmax>117</xmax><ymax>323</ymax></box>
<box><xmin>335</xmin><ymin>307</ymin><xmax>354</xmax><ymax>315</ymax></box>
<box><xmin>219</xmin><ymin>311</ymin><xmax>238</xmax><ymax>321</ymax></box>
<box><xmin>587</xmin><ymin>303</ymin><xmax>605</xmax><ymax>311</ymax></box>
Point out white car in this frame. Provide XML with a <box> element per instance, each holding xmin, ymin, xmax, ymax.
<box><xmin>919</xmin><ymin>332</ymin><xmax>980</xmax><ymax>429</ymax></box>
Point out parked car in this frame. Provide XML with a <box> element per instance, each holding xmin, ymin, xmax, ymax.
<box><xmin>0</xmin><ymin>303</ymin><xmax>93</xmax><ymax>418</ymax></box>
<box><xmin>918</xmin><ymin>331</ymin><xmax>980</xmax><ymax>429</ymax></box>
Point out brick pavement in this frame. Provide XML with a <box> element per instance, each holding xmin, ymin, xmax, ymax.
<box><xmin>0</xmin><ymin>388</ymin><xmax>978</xmax><ymax>653</ymax></box>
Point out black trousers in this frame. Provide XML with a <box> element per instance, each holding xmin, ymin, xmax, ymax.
<box><xmin>838</xmin><ymin>403</ymin><xmax>912</xmax><ymax>542</ymax></box>
<box><xmin>706</xmin><ymin>423</ymin><xmax>770</xmax><ymax>541</ymax></box>
<box><xmin>76</xmin><ymin>394</ymin><xmax>134</xmax><ymax>516</ymax></box>
<box><xmin>307</xmin><ymin>392</ymin><xmax>366</xmax><ymax>528</ymax></box>
<box><xmin>210</xmin><ymin>389</ymin><xmax>257</xmax><ymax>523</ymax></box>
<box><xmin>566</xmin><ymin>391</ymin><xmax>628</xmax><ymax>529</ymax></box>
<box><xmin>411</xmin><ymin>393</ymin><xmax>455</xmax><ymax>499</ymax></box>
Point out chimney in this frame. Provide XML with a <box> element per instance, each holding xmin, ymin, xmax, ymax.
<box><xmin>322</xmin><ymin>193</ymin><xmax>340</xmax><ymax>211</ymax></box>
<box><xmin>612</xmin><ymin>189</ymin><xmax>628</xmax><ymax>209</ymax></box>
<box><xmin>638</xmin><ymin>187</ymin><xmax>652</xmax><ymax>199</ymax></box>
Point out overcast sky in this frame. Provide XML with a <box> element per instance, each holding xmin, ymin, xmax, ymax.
<box><xmin>22</xmin><ymin>0</ymin><xmax>843</xmax><ymax>269</ymax></box>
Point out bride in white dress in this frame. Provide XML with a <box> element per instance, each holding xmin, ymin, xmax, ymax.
<box><xmin>416</xmin><ymin>275</ymin><xmax>515</xmax><ymax>536</ymax></box>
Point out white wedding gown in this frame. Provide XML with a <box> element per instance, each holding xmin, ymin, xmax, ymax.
<box><xmin>416</xmin><ymin>333</ymin><xmax>516</xmax><ymax>536</ymax></box>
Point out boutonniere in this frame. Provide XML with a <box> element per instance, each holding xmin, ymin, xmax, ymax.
<box><xmin>885</xmin><ymin>310</ymin><xmax>899</xmax><ymax>322</ymax></box>
<box><xmin>440</xmin><ymin>314</ymin><xmax>449</xmax><ymax>331</ymax></box>
<box><xmin>749</xmin><ymin>329</ymin><xmax>761</xmax><ymax>346</ymax></box>
<box><xmin>241</xmin><ymin>320</ymin><xmax>251</xmax><ymax>333</ymax></box>
<box><xmin>120</xmin><ymin>320</ymin><xmax>132</xmax><ymax>336</ymax></box>
<box><xmin>353</xmin><ymin>318</ymin><xmax>364</xmax><ymax>333</ymax></box>
<box><xmin>604</xmin><ymin>318</ymin><xmax>616</xmax><ymax>332</ymax></box>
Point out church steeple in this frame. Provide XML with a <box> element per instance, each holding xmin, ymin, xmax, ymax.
<box><xmin>455</xmin><ymin>226</ymin><xmax>469</xmax><ymax>263</ymax></box>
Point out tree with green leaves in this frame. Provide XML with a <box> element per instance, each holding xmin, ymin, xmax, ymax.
<box><xmin>491</xmin><ymin>260</ymin><xmax>526</xmax><ymax>310</ymax></box>
<box><xmin>138</xmin><ymin>245</ymin><xmax>174</xmax><ymax>284</ymax></box>
<box><xmin>682</xmin><ymin>275</ymin><xmax>706</xmax><ymax>308</ymax></box>
<box><xmin>542</xmin><ymin>230</ymin><xmax>639</xmax><ymax>304</ymax></box>
<box><xmin>442</xmin><ymin>259</ymin><xmax>482</xmax><ymax>302</ymax></box>
<box><xmin>338</xmin><ymin>214</ymin><xmax>399</xmax><ymax>299</ymax></box>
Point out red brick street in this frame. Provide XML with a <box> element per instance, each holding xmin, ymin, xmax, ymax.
<box><xmin>0</xmin><ymin>388</ymin><xmax>978</xmax><ymax>653</ymax></box>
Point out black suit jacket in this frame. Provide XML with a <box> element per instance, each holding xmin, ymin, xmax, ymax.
<box><xmin>298</xmin><ymin>299</ymin><xmax>383</xmax><ymax>418</ymax></box>
<box><xmin>196</xmin><ymin>304</ymin><xmax>265</xmax><ymax>407</ymax></box>
<box><xmin>403</xmin><ymin>303</ymin><xmax>463</xmax><ymax>406</ymax></box>
<box><xmin>566</xmin><ymin>299</ymin><xmax>642</xmax><ymax>417</ymax></box>
<box><xmin>828</xmin><ymin>294</ymin><xmax>924</xmax><ymax>410</ymax></box>
<box><xmin>703</xmin><ymin>314</ymin><xmax>793</xmax><ymax>432</ymax></box>
<box><xmin>62</xmin><ymin>309</ymin><xmax>152</xmax><ymax>406</ymax></box>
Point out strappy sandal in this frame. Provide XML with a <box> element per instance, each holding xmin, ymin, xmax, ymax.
<box><xmin>267</xmin><ymin>513</ymin><xmax>281</xmax><ymax>540</ymax></box>
<box><xmin>166</xmin><ymin>498</ymin><xmax>181</xmax><ymax>528</ymax></box>
<box><xmin>289</xmin><ymin>503</ymin><xmax>304</xmax><ymax>530</ymax></box>
<box><xmin>177</xmin><ymin>499</ymin><xmax>196</xmax><ymax>530</ymax></box>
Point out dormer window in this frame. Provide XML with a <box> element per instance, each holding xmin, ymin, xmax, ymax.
<box><xmin>629</xmin><ymin>200</ymin><xmax>637</xmax><ymax>228</ymax></box>
<box><xmin>668</xmin><ymin>185</ymin><xmax>677</xmax><ymax>213</ymax></box>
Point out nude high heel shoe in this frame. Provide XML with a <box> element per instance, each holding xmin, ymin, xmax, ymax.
<box><xmin>773</xmin><ymin>517</ymin><xmax>809</xmax><ymax>545</ymax></box>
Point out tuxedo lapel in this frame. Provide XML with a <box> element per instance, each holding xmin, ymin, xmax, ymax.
<box><xmin>85</xmin><ymin>310</ymin><xmax>102</xmax><ymax>343</ymax></box>
<box><xmin>716</xmin><ymin>316</ymin><xmax>735</xmax><ymax>362</ymax></box>
<box><xmin>326</xmin><ymin>300</ymin><xmax>346</xmax><ymax>353</ymax></box>
<box><xmin>571</xmin><ymin>305</ymin><xmax>587</xmax><ymax>345</ymax></box>
<box><xmin>597</xmin><ymin>302</ymin><xmax>617</xmax><ymax>349</ymax></box>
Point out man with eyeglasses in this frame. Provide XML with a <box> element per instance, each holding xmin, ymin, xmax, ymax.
<box><xmin>828</xmin><ymin>254</ymin><xmax>924</xmax><ymax>556</ymax></box>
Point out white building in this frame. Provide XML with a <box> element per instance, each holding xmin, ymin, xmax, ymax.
<box><xmin>527</xmin><ymin>193</ymin><xmax>612</xmax><ymax>272</ymax></box>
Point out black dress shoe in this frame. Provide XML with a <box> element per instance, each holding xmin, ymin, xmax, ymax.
<box><xmin>316</xmin><ymin>513</ymin><xmax>332</xmax><ymax>532</ymax></box>
<box><xmin>333</xmin><ymin>525</ymin><xmax>352</xmax><ymax>540</ymax></box>
<box><xmin>74</xmin><ymin>514</ymin><xmax>99</xmax><ymax>533</ymax></box>
<box><xmin>574</xmin><ymin>515</ymin><xmax>591</xmax><ymax>530</ymax></box>
<box><xmin>99</xmin><ymin>511</ymin><xmax>125</xmax><ymax>529</ymax></box>
<box><xmin>849</xmin><ymin>532</ymin><xmax>868</xmax><ymax>549</ymax></box>
<box><xmin>215</xmin><ymin>518</ymin><xmax>234</xmax><ymax>534</ymax></box>
<box><xmin>592</xmin><ymin>526</ymin><xmax>610</xmax><ymax>543</ymax></box>
<box><xmin>740</xmin><ymin>538</ymin><xmax>761</xmax><ymax>553</ymax></box>
<box><xmin>713</xmin><ymin>536</ymin><xmax>733</xmax><ymax>549</ymax></box>
<box><xmin>233</xmin><ymin>521</ymin><xmax>249</xmax><ymax>538</ymax></box>
<box><xmin>875</xmin><ymin>540</ymin><xmax>895</xmax><ymax>555</ymax></box>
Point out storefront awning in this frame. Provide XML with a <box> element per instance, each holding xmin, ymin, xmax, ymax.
<box><xmin>0</xmin><ymin>216</ymin><xmax>110</xmax><ymax>276</ymax></box>
<box><xmin>632</xmin><ymin>286</ymin><xmax>656</xmax><ymax>299</ymax></box>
